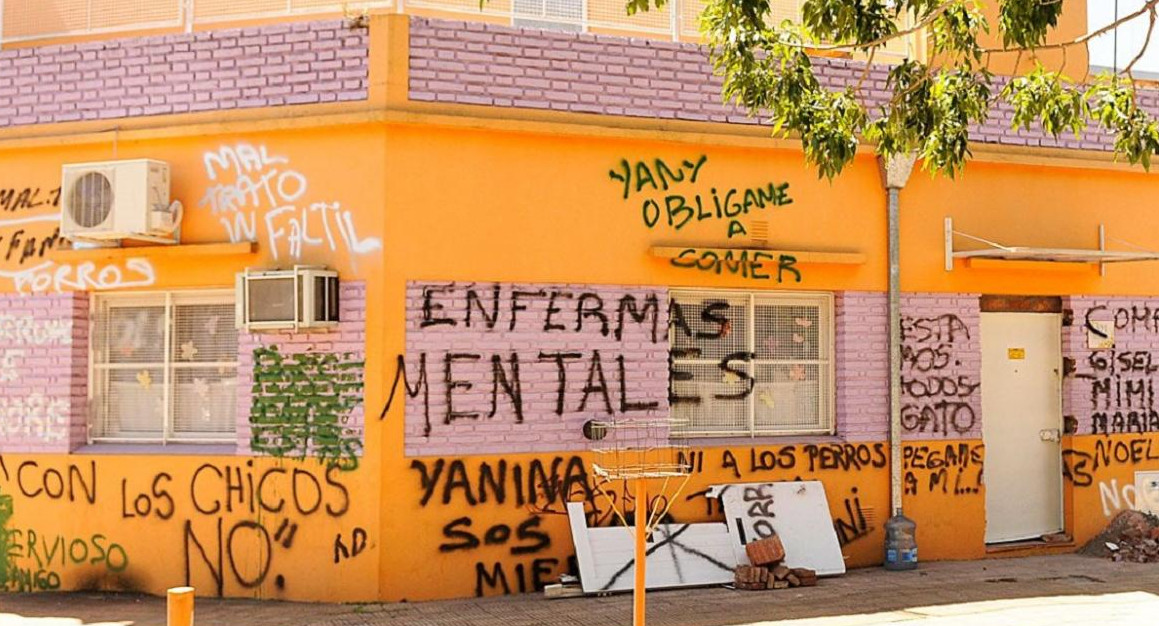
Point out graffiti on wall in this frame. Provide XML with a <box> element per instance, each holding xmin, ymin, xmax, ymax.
<box><xmin>0</xmin><ymin>455</ymin><xmax>363</xmax><ymax>597</ymax></box>
<box><xmin>410</xmin><ymin>441</ymin><xmax>973</xmax><ymax>597</ymax></box>
<box><xmin>0</xmin><ymin>191</ymin><xmax>155</xmax><ymax>294</ymax></box>
<box><xmin>0</xmin><ymin>313</ymin><xmax>74</xmax><ymax>444</ymax></box>
<box><xmin>198</xmin><ymin>143</ymin><xmax>381</xmax><ymax>267</ymax></box>
<box><xmin>250</xmin><ymin>345</ymin><xmax>365</xmax><ymax>469</ymax></box>
<box><xmin>387</xmin><ymin>282</ymin><xmax>669</xmax><ymax>454</ymax></box>
<box><xmin>1078</xmin><ymin>304</ymin><xmax>1159</xmax><ymax>436</ymax></box>
<box><xmin>899</xmin><ymin>313</ymin><xmax>978</xmax><ymax>437</ymax></box>
<box><xmin>608</xmin><ymin>156</ymin><xmax>799</xmax><ymax>282</ymax></box>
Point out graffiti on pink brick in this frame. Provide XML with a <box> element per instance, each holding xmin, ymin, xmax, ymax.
<box><xmin>198</xmin><ymin>142</ymin><xmax>381</xmax><ymax>267</ymax></box>
<box><xmin>0</xmin><ymin>394</ymin><xmax>69</xmax><ymax>443</ymax></box>
<box><xmin>249</xmin><ymin>345</ymin><xmax>365</xmax><ymax>469</ymax></box>
<box><xmin>899</xmin><ymin>313</ymin><xmax>978</xmax><ymax>437</ymax></box>
<box><xmin>386</xmin><ymin>283</ymin><xmax>666</xmax><ymax>442</ymax></box>
<box><xmin>1076</xmin><ymin>303</ymin><xmax>1159</xmax><ymax>436</ymax></box>
<box><xmin>0</xmin><ymin>315</ymin><xmax>71</xmax><ymax>345</ymax></box>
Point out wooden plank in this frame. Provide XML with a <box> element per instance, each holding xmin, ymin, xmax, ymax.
<box><xmin>49</xmin><ymin>241</ymin><xmax>257</xmax><ymax>262</ymax></box>
<box><xmin>649</xmin><ymin>246</ymin><xmax>865</xmax><ymax>265</ymax></box>
<box><xmin>963</xmin><ymin>258</ymin><xmax>1095</xmax><ymax>272</ymax></box>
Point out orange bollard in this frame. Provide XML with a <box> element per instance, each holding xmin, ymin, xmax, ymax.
<box><xmin>167</xmin><ymin>586</ymin><xmax>195</xmax><ymax>626</ymax></box>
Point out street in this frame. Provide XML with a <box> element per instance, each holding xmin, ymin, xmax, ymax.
<box><xmin>2</xmin><ymin>554</ymin><xmax>1159</xmax><ymax>625</ymax></box>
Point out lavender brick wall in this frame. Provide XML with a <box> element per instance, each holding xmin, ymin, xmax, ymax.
<box><xmin>0</xmin><ymin>20</ymin><xmax>368</xmax><ymax>128</ymax></box>
<box><xmin>0</xmin><ymin>292</ymin><xmax>88</xmax><ymax>453</ymax></box>
<box><xmin>409</xmin><ymin>17</ymin><xmax>1144</xmax><ymax>153</ymax></box>
<box><xmin>404</xmin><ymin>281</ymin><xmax>670</xmax><ymax>456</ymax></box>
<box><xmin>835</xmin><ymin>291</ymin><xmax>888</xmax><ymax>442</ymax></box>
<box><xmin>900</xmin><ymin>293</ymin><xmax>982</xmax><ymax>441</ymax></box>
<box><xmin>237</xmin><ymin>280</ymin><xmax>367</xmax><ymax>458</ymax></box>
<box><xmin>1064</xmin><ymin>297</ymin><xmax>1159</xmax><ymax>437</ymax></box>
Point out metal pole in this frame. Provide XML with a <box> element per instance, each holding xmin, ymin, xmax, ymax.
<box><xmin>888</xmin><ymin>185</ymin><xmax>902</xmax><ymax>516</ymax></box>
<box><xmin>633</xmin><ymin>478</ymin><xmax>648</xmax><ymax>626</ymax></box>
<box><xmin>167</xmin><ymin>587</ymin><xmax>195</xmax><ymax>626</ymax></box>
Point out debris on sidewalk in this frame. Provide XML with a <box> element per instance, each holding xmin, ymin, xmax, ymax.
<box><xmin>733</xmin><ymin>533</ymin><xmax>818</xmax><ymax>591</ymax></box>
<box><xmin>1080</xmin><ymin>510</ymin><xmax>1159</xmax><ymax>562</ymax></box>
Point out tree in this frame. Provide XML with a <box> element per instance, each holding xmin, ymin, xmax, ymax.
<box><xmin>627</xmin><ymin>0</ymin><xmax>1159</xmax><ymax>179</ymax></box>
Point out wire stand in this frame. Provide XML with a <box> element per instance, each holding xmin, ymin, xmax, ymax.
<box><xmin>588</xmin><ymin>417</ymin><xmax>690</xmax><ymax>626</ymax></box>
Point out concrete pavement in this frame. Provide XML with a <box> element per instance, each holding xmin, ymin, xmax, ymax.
<box><xmin>3</xmin><ymin>554</ymin><xmax>1159</xmax><ymax>626</ymax></box>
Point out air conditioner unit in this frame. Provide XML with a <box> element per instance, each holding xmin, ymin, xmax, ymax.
<box><xmin>60</xmin><ymin>159</ymin><xmax>177</xmax><ymax>243</ymax></box>
<box><xmin>236</xmin><ymin>266</ymin><xmax>340</xmax><ymax>331</ymax></box>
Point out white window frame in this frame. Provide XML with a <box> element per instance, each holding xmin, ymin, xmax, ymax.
<box><xmin>89</xmin><ymin>289</ymin><xmax>238</xmax><ymax>445</ymax></box>
<box><xmin>669</xmin><ymin>289</ymin><xmax>835</xmax><ymax>438</ymax></box>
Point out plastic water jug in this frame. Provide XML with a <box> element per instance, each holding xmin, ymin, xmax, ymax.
<box><xmin>884</xmin><ymin>513</ymin><xmax>917</xmax><ymax>570</ymax></box>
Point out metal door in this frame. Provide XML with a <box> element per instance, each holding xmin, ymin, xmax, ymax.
<box><xmin>981</xmin><ymin>312</ymin><xmax>1063</xmax><ymax>543</ymax></box>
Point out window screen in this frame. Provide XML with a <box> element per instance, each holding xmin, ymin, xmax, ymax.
<box><xmin>91</xmin><ymin>291</ymin><xmax>238</xmax><ymax>443</ymax></box>
<box><xmin>670</xmin><ymin>290</ymin><xmax>833</xmax><ymax>437</ymax></box>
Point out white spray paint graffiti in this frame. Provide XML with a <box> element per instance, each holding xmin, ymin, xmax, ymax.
<box><xmin>199</xmin><ymin>142</ymin><xmax>381</xmax><ymax>266</ymax></box>
<box><xmin>0</xmin><ymin>314</ymin><xmax>71</xmax><ymax>344</ymax></box>
<box><xmin>0</xmin><ymin>315</ymin><xmax>72</xmax><ymax>383</ymax></box>
<box><xmin>0</xmin><ymin>393</ymin><xmax>70</xmax><ymax>442</ymax></box>
<box><xmin>1099</xmin><ymin>478</ymin><xmax>1159</xmax><ymax>517</ymax></box>
<box><xmin>0</xmin><ymin>258</ymin><xmax>155</xmax><ymax>294</ymax></box>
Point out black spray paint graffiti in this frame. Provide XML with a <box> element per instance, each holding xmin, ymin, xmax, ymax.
<box><xmin>1063</xmin><ymin>437</ymin><xmax>1159</xmax><ymax>487</ymax></box>
<box><xmin>0</xmin><ymin>187</ymin><xmax>60</xmax><ymax>213</ymax></box>
<box><xmin>832</xmin><ymin>487</ymin><xmax>872</xmax><ymax>547</ymax></box>
<box><xmin>903</xmin><ymin>443</ymin><xmax>984</xmax><ymax>496</ymax></box>
<box><xmin>0</xmin><ymin>455</ymin><xmax>359</xmax><ymax>597</ymax></box>
<box><xmin>669</xmin><ymin>248</ymin><xmax>801</xmax><ymax>283</ymax></box>
<box><xmin>410</xmin><ymin>456</ymin><xmax>591</xmax><ymax>597</ymax></box>
<box><xmin>383</xmin><ymin>284</ymin><xmax>664</xmax><ymax>435</ymax></box>
<box><xmin>250</xmin><ymin>346</ymin><xmax>365</xmax><ymax>469</ymax></box>
<box><xmin>899</xmin><ymin>314</ymin><xmax>978</xmax><ymax>437</ymax></box>
<box><xmin>1079</xmin><ymin>305</ymin><xmax>1159</xmax><ymax>436</ymax></box>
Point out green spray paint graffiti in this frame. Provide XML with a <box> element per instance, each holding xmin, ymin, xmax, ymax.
<box><xmin>0</xmin><ymin>486</ymin><xmax>11</xmax><ymax>590</ymax></box>
<box><xmin>250</xmin><ymin>346</ymin><xmax>365</xmax><ymax>469</ymax></box>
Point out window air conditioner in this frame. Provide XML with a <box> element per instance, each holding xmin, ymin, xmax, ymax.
<box><xmin>236</xmin><ymin>266</ymin><xmax>340</xmax><ymax>331</ymax></box>
<box><xmin>60</xmin><ymin>159</ymin><xmax>178</xmax><ymax>243</ymax></box>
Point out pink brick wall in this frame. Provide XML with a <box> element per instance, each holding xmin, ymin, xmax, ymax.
<box><xmin>0</xmin><ymin>20</ymin><xmax>368</xmax><ymax>127</ymax></box>
<box><xmin>403</xmin><ymin>281</ymin><xmax>670</xmax><ymax>456</ymax></box>
<box><xmin>238</xmin><ymin>280</ymin><xmax>366</xmax><ymax>462</ymax></box>
<box><xmin>835</xmin><ymin>292</ymin><xmax>888</xmax><ymax>442</ymax></box>
<box><xmin>0</xmin><ymin>292</ymin><xmax>88</xmax><ymax>453</ymax></box>
<box><xmin>1064</xmin><ymin>297</ymin><xmax>1159</xmax><ymax>436</ymax></box>
<box><xmin>409</xmin><ymin>17</ymin><xmax>1145</xmax><ymax>153</ymax></box>
<box><xmin>900</xmin><ymin>293</ymin><xmax>982</xmax><ymax>441</ymax></box>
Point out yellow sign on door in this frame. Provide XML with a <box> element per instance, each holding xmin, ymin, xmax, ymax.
<box><xmin>1008</xmin><ymin>348</ymin><xmax>1026</xmax><ymax>360</ymax></box>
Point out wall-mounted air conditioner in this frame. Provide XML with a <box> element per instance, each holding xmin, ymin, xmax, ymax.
<box><xmin>60</xmin><ymin>159</ymin><xmax>178</xmax><ymax>244</ymax></box>
<box><xmin>236</xmin><ymin>266</ymin><xmax>340</xmax><ymax>331</ymax></box>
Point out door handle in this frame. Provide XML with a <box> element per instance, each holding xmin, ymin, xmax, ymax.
<box><xmin>1040</xmin><ymin>429</ymin><xmax>1061</xmax><ymax>442</ymax></box>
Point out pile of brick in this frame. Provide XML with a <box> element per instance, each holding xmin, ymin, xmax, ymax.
<box><xmin>733</xmin><ymin>535</ymin><xmax>818</xmax><ymax>591</ymax></box>
<box><xmin>1080</xmin><ymin>510</ymin><xmax>1159</xmax><ymax>563</ymax></box>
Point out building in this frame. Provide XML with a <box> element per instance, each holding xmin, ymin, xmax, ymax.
<box><xmin>0</xmin><ymin>0</ymin><xmax>1157</xmax><ymax>603</ymax></box>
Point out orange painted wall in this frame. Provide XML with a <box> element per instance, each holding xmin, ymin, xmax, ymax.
<box><xmin>6</xmin><ymin>82</ymin><xmax>1159</xmax><ymax>604</ymax></box>
<box><xmin>0</xmin><ymin>124</ymin><xmax>389</xmax><ymax>601</ymax></box>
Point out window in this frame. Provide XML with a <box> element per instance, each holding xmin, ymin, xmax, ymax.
<box><xmin>670</xmin><ymin>289</ymin><xmax>833</xmax><ymax>437</ymax></box>
<box><xmin>1089</xmin><ymin>0</ymin><xmax>1159</xmax><ymax>79</ymax></box>
<box><xmin>90</xmin><ymin>290</ymin><xmax>238</xmax><ymax>443</ymax></box>
<box><xmin>512</xmin><ymin>0</ymin><xmax>583</xmax><ymax>31</ymax></box>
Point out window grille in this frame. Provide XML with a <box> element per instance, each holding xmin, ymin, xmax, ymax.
<box><xmin>669</xmin><ymin>289</ymin><xmax>833</xmax><ymax>437</ymax></box>
<box><xmin>90</xmin><ymin>290</ymin><xmax>238</xmax><ymax>444</ymax></box>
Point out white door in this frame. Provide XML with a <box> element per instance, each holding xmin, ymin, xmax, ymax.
<box><xmin>981</xmin><ymin>312</ymin><xmax>1063</xmax><ymax>543</ymax></box>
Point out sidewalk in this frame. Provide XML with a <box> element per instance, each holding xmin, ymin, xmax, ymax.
<box><xmin>4</xmin><ymin>554</ymin><xmax>1159</xmax><ymax>626</ymax></box>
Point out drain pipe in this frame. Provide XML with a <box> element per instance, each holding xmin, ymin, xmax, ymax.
<box><xmin>879</xmin><ymin>153</ymin><xmax>917</xmax><ymax>570</ymax></box>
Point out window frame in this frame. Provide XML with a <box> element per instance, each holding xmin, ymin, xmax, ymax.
<box><xmin>669</xmin><ymin>288</ymin><xmax>836</xmax><ymax>438</ymax></box>
<box><xmin>88</xmin><ymin>288</ymin><xmax>238</xmax><ymax>445</ymax></box>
